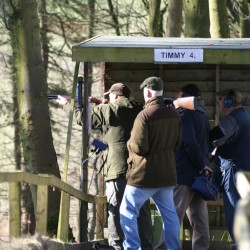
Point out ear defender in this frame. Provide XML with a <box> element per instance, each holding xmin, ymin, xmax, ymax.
<box><xmin>223</xmin><ymin>96</ymin><xmax>234</xmax><ymax>108</ymax></box>
<box><xmin>223</xmin><ymin>89</ymin><xmax>236</xmax><ymax>108</ymax></box>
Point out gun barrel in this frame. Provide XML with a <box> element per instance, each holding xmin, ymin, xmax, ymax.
<box><xmin>47</xmin><ymin>94</ymin><xmax>58</xmax><ymax>100</ymax></box>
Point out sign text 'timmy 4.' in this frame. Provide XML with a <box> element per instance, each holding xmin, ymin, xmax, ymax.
<box><xmin>154</xmin><ymin>49</ymin><xmax>204</xmax><ymax>63</ymax></box>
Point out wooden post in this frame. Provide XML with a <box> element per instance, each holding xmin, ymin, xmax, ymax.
<box><xmin>63</xmin><ymin>61</ymin><xmax>80</xmax><ymax>182</ymax></box>
<box><xmin>96</xmin><ymin>172</ymin><xmax>105</xmax><ymax>239</ymax></box>
<box><xmin>58</xmin><ymin>61</ymin><xmax>79</xmax><ymax>242</ymax></box>
<box><xmin>9</xmin><ymin>182</ymin><xmax>21</xmax><ymax>238</ymax></box>
<box><xmin>215</xmin><ymin>64</ymin><xmax>220</xmax><ymax>125</ymax></box>
<box><xmin>57</xmin><ymin>191</ymin><xmax>70</xmax><ymax>241</ymax></box>
<box><xmin>36</xmin><ymin>184</ymin><xmax>48</xmax><ymax>235</ymax></box>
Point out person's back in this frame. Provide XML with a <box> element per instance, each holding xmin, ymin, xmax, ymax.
<box><xmin>215</xmin><ymin>106</ymin><xmax>250</xmax><ymax>170</ymax></box>
<box><xmin>175</xmin><ymin>108</ymin><xmax>210</xmax><ymax>185</ymax></box>
<box><xmin>127</xmin><ymin>96</ymin><xmax>181</xmax><ymax>187</ymax></box>
<box><xmin>91</xmin><ymin>96</ymin><xmax>142</xmax><ymax>180</ymax></box>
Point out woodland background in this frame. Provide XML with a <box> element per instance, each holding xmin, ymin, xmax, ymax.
<box><xmin>0</xmin><ymin>0</ymin><xmax>250</xmax><ymax>243</ymax></box>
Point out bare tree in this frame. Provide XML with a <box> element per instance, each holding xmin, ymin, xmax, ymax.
<box><xmin>167</xmin><ymin>0</ymin><xmax>183</xmax><ymax>37</ymax></box>
<box><xmin>38</xmin><ymin>0</ymin><xmax>49</xmax><ymax>84</ymax></box>
<box><xmin>148</xmin><ymin>0</ymin><xmax>161</xmax><ymax>36</ymax></box>
<box><xmin>184</xmin><ymin>0</ymin><xmax>210</xmax><ymax>37</ymax></box>
<box><xmin>238</xmin><ymin>0</ymin><xmax>250</xmax><ymax>37</ymax></box>
<box><xmin>209</xmin><ymin>0</ymin><xmax>230</xmax><ymax>38</ymax></box>
<box><xmin>6</xmin><ymin>0</ymin><xmax>61</xmax><ymax>234</ymax></box>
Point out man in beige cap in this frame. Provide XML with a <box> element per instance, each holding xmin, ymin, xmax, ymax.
<box><xmin>120</xmin><ymin>76</ymin><xmax>182</xmax><ymax>250</ymax></box>
<box><xmin>57</xmin><ymin>82</ymin><xmax>153</xmax><ymax>250</ymax></box>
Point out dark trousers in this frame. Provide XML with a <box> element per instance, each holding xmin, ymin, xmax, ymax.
<box><xmin>106</xmin><ymin>176</ymin><xmax>153</xmax><ymax>250</ymax></box>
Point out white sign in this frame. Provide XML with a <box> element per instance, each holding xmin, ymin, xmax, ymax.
<box><xmin>154</xmin><ymin>49</ymin><xmax>204</xmax><ymax>63</ymax></box>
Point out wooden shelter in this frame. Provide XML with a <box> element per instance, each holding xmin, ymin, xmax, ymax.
<box><xmin>72</xmin><ymin>36</ymin><xmax>250</xmax><ymax>124</ymax></box>
<box><xmin>70</xmin><ymin>36</ymin><xmax>250</xmax><ymax>248</ymax></box>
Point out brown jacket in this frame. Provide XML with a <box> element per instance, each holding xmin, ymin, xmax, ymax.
<box><xmin>126</xmin><ymin>97</ymin><xmax>182</xmax><ymax>187</ymax></box>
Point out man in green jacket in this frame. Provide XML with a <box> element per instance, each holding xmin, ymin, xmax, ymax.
<box><xmin>57</xmin><ymin>83</ymin><xmax>153</xmax><ymax>250</ymax></box>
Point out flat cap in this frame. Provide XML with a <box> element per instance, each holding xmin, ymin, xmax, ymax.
<box><xmin>104</xmin><ymin>83</ymin><xmax>130</xmax><ymax>97</ymax></box>
<box><xmin>140</xmin><ymin>76</ymin><xmax>163</xmax><ymax>91</ymax></box>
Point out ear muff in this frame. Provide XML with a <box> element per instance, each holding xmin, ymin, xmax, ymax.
<box><xmin>223</xmin><ymin>96</ymin><xmax>234</xmax><ymax>108</ymax></box>
<box><xmin>223</xmin><ymin>89</ymin><xmax>236</xmax><ymax>108</ymax></box>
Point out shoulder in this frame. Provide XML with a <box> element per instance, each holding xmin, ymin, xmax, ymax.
<box><xmin>92</xmin><ymin>103</ymin><xmax>111</xmax><ymax>114</ymax></box>
<box><xmin>219</xmin><ymin>114</ymin><xmax>237</xmax><ymax>131</ymax></box>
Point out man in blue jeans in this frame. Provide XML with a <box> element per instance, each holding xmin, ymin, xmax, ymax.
<box><xmin>213</xmin><ymin>89</ymin><xmax>250</xmax><ymax>250</ymax></box>
<box><xmin>120</xmin><ymin>76</ymin><xmax>182</xmax><ymax>250</ymax></box>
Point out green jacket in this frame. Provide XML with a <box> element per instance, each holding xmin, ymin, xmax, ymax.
<box><xmin>127</xmin><ymin>97</ymin><xmax>182</xmax><ymax>187</ymax></box>
<box><xmin>74</xmin><ymin>97</ymin><xmax>142</xmax><ymax>181</ymax></box>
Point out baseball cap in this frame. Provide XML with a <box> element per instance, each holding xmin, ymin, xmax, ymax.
<box><xmin>104</xmin><ymin>83</ymin><xmax>130</xmax><ymax>97</ymax></box>
<box><xmin>140</xmin><ymin>77</ymin><xmax>163</xmax><ymax>91</ymax></box>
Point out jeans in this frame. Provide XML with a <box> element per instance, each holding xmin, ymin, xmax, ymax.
<box><xmin>120</xmin><ymin>185</ymin><xmax>181</xmax><ymax>250</ymax></box>
<box><xmin>106</xmin><ymin>177</ymin><xmax>153</xmax><ymax>250</ymax></box>
<box><xmin>215</xmin><ymin>157</ymin><xmax>240</xmax><ymax>250</ymax></box>
<box><xmin>154</xmin><ymin>185</ymin><xmax>209</xmax><ymax>250</ymax></box>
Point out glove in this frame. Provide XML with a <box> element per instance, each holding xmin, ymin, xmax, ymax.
<box><xmin>89</xmin><ymin>97</ymin><xmax>102</xmax><ymax>105</ymax></box>
<box><xmin>56</xmin><ymin>95</ymin><xmax>70</xmax><ymax>106</ymax></box>
<box><xmin>163</xmin><ymin>97</ymin><xmax>174</xmax><ymax>105</ymax></box>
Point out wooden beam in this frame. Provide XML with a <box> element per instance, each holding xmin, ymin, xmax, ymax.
<box><xmin>72</xmin><ymin>47</ymin><xmax>250</xmax><ymax>65</ymax></box>
<box><xmin>0</xmin><ymin>171</ymin><xmax>107</xmax><ymax>204</ymax></box>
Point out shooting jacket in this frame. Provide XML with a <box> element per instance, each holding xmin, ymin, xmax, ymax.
<box><xmin>126</xmin><ymin>97</ymin><xmax>182</xmax><ymax>188</ymax></box>
<box><xmin>74</xmin><ymin>97</ymin><xmax>142</xmax><ymax>181</ymax></box>
<box><xmin>215</xmin><ymin>107</ymin><xmax>250</xmax><ymax>172</ymax></box>
<box><xmin>175</xmin><ymin>106</ymin><xmax>211</xmax><ymax>186</ymax></box>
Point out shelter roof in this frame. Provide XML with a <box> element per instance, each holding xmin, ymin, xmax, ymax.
<box><xmin>72</xmin><ymin>36</ymin><xmax>250</xmax><ymax>64</ymax></box>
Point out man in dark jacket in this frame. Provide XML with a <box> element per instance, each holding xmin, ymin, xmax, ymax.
<box><xmin>57</xmin><ymin>83</ymin><xmax>153</xmax><ymax>250</ymax></box>
<box><xmin>174</xmin><ymin>84</ymin><xmax>212</xmax><ymax>250</ymax></box>
<box><xmin>213</xmin><ymin>89</ymin><xmax>250</xmax><ymax>250</ymax></box>
<box><xmin>120</xmin><ymin>77</ymin><xmax>182</xmax><ymax>250</ymax></box>
<box><xmin>155</xmin><ymin>84</ymin><xmax>212</xmax><ymax>250</ymax></box>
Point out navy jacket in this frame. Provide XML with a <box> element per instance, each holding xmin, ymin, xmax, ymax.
<box><xmin>216</xmin><ymin>107</ymin><xmax>250</xmax><ymax>171</ymax></box>
<box><xmin>175</xmin><ymin>107</ymin><xmax>210</xmax><ymax>186</ymax></box>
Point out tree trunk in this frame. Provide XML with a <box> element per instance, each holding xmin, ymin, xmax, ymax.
<box><xmin>37</xmin><ymin>0</ymin><xmax>49</xmax><ymax>83</ymax></box>
<box><xmin>209</xmin><ymin>0</ymin><xmax>230</xmax><ymax>38</ymax></box>
<box><xmin>239</xmin><ymin>0</ymin><xmax>250</xmax><ymax>37</ymax></box>
<box><xmin>11</xmin><ymin>62</ymin><xmax>22</xmax><ymax>170</ymax></box>
<box><xmin>184</xmin><ymin>0</ymin><xmax>210</xmax><ymax>37</ymax></box>
<box><xmin>8</xmin><ymin>0</ymin><xmax>61</xmax><ymax>234</ymax></box>
<box><xmin>167</xmin><ymin>0</ymin><xmax>183</xmax><ymax>37</ymax></box>
<box><xmin>148</xmin><ymin>0</ymin><xmax>161</xmax><ymax>36</ymax></box>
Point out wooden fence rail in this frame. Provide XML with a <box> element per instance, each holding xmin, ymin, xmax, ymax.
<box><xmin>0</xmin><ymin>171</ymin><xmax>107</xmax><ymax>242</ymax></box>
